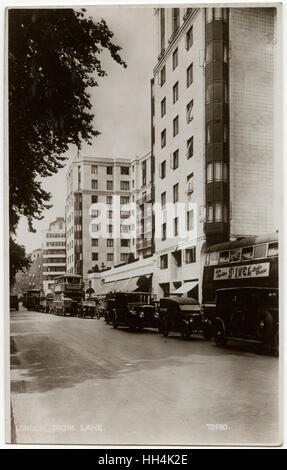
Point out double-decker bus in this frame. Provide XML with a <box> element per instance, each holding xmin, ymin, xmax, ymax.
<box><xmin>202</xmin><ymin>233</ymin><xmax>278</xmax><ymax>353</ymax></box>
<box><xmin>50</xmin><ymin>274</ymin><xmax>84</xmax><ymax>316</ymax></box>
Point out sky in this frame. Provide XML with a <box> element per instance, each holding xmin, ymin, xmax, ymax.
<box><xmin>15</xmin><ymin>5</ymin><xmax>157</xmax><ymax>253</ymax></box>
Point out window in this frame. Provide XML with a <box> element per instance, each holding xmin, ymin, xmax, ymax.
<box><xmin>207</xmin><ymin>202</ymin><xmax>213</xmax><ymax>222</ymax></box>
<box><xmin>210</xmin><ymin>251</ymin><xmax>219</xmax><ymax>265</ymax></box>
<box><xmin>121</xmin><ymin>166</ymin><xmax>129</xmax><ymax>175</ymax></box>
<box><xmin>91</xmin><ymin>165</ymin><xmax>98</xmax><ymax>174</ymax></box>
<box><xmin>230</xmin><ymin>249</ymin><xmax>241</xmax><ymax>263</ymax></box>
<box><xmin>173</xmin><ymin>82</ymin><xmax>179</xmax><ymax>103</ymax></box>
<box><xmin>121</xmin><ymin>225</ymin><xmax>130</xmax><ymax>233</ymax></box>
<box><xmin>160</xmin><ymin>254</ymin><xmax>168</xmax><ymax>269</ymax></box>
<box><xmin>186</xmin><ymin>210</ymin><xmax>194</xmax><ymax>231</ymax></box>
<box><xmin>171</xmin><ymin>149</ymin><xmax>179</xmax><ymax>169</ymax></box>
<box><xmin>242</xmin><ymin>246</ymin><xmax>254</xmax><ymax>261</ymax></box>
<box><xmin>173</xmin><ymin>116</ymin><xmax>179</xmax><ymax>136</ymax></box>
<box><xmin>187</xmin><ymin>173</ymin><xmax>194</xmax><ymax>194</ymax></box>
<box><xmin>121</xmin><ymin>253</ymin><xmax>129</xmax><ymax>262</ymax></box>
<box><xmin>120</xmin><ymin>196</ymin><xmax>130</xmax><ymax>205</ymax></box>
<box><xmin>92</xmin><ymin>239</ymin><xmax>98</xmax><ymax>246</ymax></box>
<box><xmin>91</xmin><ymin>209</ymin><xmax>100</xmax><ymax>217</ymax></box>
<box><xmin>186</xmin><ymin>26</ymin><xmax>193</xmax><ymax>50</ymax></box>
<box><xmin>91</xmin><ymin>180</ymin><xmax>98</xmax><ymax>190</ymax></box>
<box><xmin>161</xmin><ymin>98</ymin><xmax>166</xmax><ymax>117</ymax></box>
<box><xmin>185</xmin><ymin>247</ymin><xmax>196</xmax><ymax>264</ymax></box>
<box><xmin>107</xmin><ymin>239</ymin><xmax>114</xmax><ymax>247</ymax></box>
<box><xmin>213</xmin><ymin>162</ymin><xmax>228</xmax><ymax>181</ymax></box>
<box><xmin>92</xmin><ymin>253</ymin><xmax>98</xmax><ymax>261</ymax></box>
<box><xmin>107</xmin><ymin>180</ymin><xmax>113</xmax><ymax>190</ymax></box>
<box><xmin>120</xmin><ymin>181</ymin><xmax>130</xmax><ymax>191</ymax></box>
<box><xmin>107</xmin><ymin>210</ymin><xmax>113</xmax><ymax>219</ymax></box>
<box><xmin>172</xmin><ymin>8</ymin><xmax>180</xmax><ymax>33</ymax></box>
<box><xmin>91</xmin><ymin>224</ymin><xmax>100</xmax><ymax>232</ymax></box>
<box><xmin>187</xmin><ymin>63</ymin><xmax>193</xmax><ymax>87</ymax></box>
<box><xmin>160</xmin><ymin>8</ymin><xmax>165</xmax><ymax>53</ymax></box>
<box><xmin>161</xmin><ymin>129</ymin><xmax>166</xmax><ymax>148</ymax></box>
<box><xmin>174</xmin><ymin>217</ymin><xmax>178</xmax><ymax>237</ymax></box>
<box><xmin>162</xmin><ymin>223</ymin><xmax>167</xmax><ymax>241</ymax></box>
<box><xmin>121</xmin><ymin>239</ymin><xmax>130</xmax><ymax>247</ymax></box>
<box><xmin>161</xmin><ymin>191</ymin><xmax>166</xmax><ymax>209</ymax></box>
<box><xmin>120</xmin><ymin>210</ymin><xmax>130</xmax><ymax>219</ymax></box>
<box><xmin>107</xmin><ymin>195</ymin><xmax>112</xmax><ymax>204</ymax></box>
<box><xmin>173</xmin><ymin>183</ymin><xmax>179</xmax><ymax>203</ymax></box>
<box><xmin>107</xmin><ymin>166</ymin><xmax>113</xmax><ymax>175</ymax></box>
<box><xmin>91</xmin><ymin>195</ymin><xmax>98</xmax><ymax>204</ymax></box>
<box><xmin>142</xmin><ymin>160</ymin><xmax>147</xmax><ymax>186</ymax></box>
<box><xmin>215</xmin><ymin>202</ymin><xmax>222</xmax><ymax>222</ymax></box>
<box><xmin>186</xmin><ymin>99</ymin><xmax>193</xmax><ymax>123</ymax></box>
<box><xmin>207</xmin><ymin>164</ymin><xmax>213</xmax><ymax>183</ymax></box>
<box><xmin>206</xmin><ymin>8</ymin><xmax>213</xmax><ymax>23</ymax></box>
<box><xmin>214</xmin><ymin>8</ymin><xmax>222</xmax><ymax>20</ymax></box>
<box><xmin>219</xmin><ymin>250</ymin><xmax>229</xmax><ymax>264</ymax></box>
<box><xmin>160</xmin><ymin>160</ymin><xmax>166</xmax><ymax>179</ymax></box>
<box><xmin>107</xmin><ymin>225</ymin><xmax>113</xmax><ymax>233</ymax></box>
<box><xmin>172</xmin><ymin>48</ymin><xmax>178</xmax><ymax>70</ymax></box>
<box><xmin>268</xmin><ymin>242</ymin><xmax>278</xmax><ymax>257</ymax></box>
<box><xmin>187</xmin><ymin>136</ymin><xmax>193</xmax><ymax>159</ymax></box>
<box><xmin>160</xmin><ymin>66</ymin><xmax>166</xmax><ymax>86</ymax></box>
<box><xmin>107</xmin><ymin>253</ymin><xmax>114</xmax><ymax>261</ymax></box>
<box><xmin>254</xmin><ymin>244</ymin><xmax>267</xmax><ymax>259</ymax></box>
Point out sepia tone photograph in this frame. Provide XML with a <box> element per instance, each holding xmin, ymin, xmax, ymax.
<box><xmin>6</xmin><ymin>2</ymin><xmax>283</xmax><ymax>446</ymax></box>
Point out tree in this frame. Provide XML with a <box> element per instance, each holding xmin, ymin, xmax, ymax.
<box><xmin>9</xmin><ymin>8</ymin><xmax>126</xmax><ymax>280</ymax></box>
<box><xmin>10</xmin><ymin>238</ymin><xmax>31</xmax><ymax>287</ymax></box>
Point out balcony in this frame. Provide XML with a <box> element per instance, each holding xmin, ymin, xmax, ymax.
<box><xmin>136</xmin><ymin>233</ymin><xmax>152</xmax><ymax>250</ymax></box>
<box><xmin>136</xmin><ymin>190</ymin><xmax>152</xmax><ymax>206</ymax></box>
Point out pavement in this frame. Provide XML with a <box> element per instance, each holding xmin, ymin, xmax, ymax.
<box><xmin>9</xmin><ymin>305</ymin><xmax>281</xmax><ymax>446</ymax></box>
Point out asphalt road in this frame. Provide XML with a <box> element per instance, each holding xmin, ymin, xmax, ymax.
<box><xmin>10</xmin><ymin>305</ymin><xmax>280</xmax><ymax>446</ymax></box>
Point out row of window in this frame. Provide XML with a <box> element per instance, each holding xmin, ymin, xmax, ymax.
<box><xmin>205</xmin><ymin>241</ymin><xmax>278</xmax><ymax>266</ymax></box>
<box><xmin>160</xmin><ymin>246</ymin><xmax>196</xmax><ymax>269</ymax></box>
<box><xmin>206</xmin><ymin>202</ymin><xmax>228</xmax><ymax>223</ymax></box>
<box><xmin>91</xmin><ymin>252</ymin><xmax>130</xmax><ymax>262</ymax></box>
<box><xmin>91</xmin><ymin>238</ymin><xmax>131</xmax><ymax>248</ymax></box>
<box><xmin>91</xmin><ymin>224</ymin><xmax>132</xmax><ymax>233</ymax></box>
<box><xmin>91</xmin><ymin>180</ymin><xmax>130</xmax><ymax>191</ymax></box>
<box><xmin>90</xmin><ymin>210</ymin><xmax>131</xmax><ymax>219</ymax></box>
<box><xmin>46</xmin><ymin>233</ymin><xmax>65</xmax><ymax>238</ymax></box>
<box><xmin>161</xmin><ymin>211</ymin><xmax>194</xmax><ymax>240</ymax></box>
<box><xmin>46</xmin><ymin>242</ymin><xmax>66</xmax><ymax>247</ymax></box>
<box><xmin>160</xmin><ymin>61</ymin><xmax>193</xmax><ymax>88</ymax></box>
<box><xmin>91</xmin><ymin>165</ymin><xmax>130</xmax><ymax>175</ymax></box>
<box><xmin>91</xmin><ymin>195</ymin><xmax>130</xmax><ymax>205</ymax></box>
<box><xmin>207</xmin><ymin>162</ymin><xmax>228</xmax><ymax>183</ymax></box>
<box><xmin>206</xmin><ymin>7</ymin><xmax>228</xmax><ymax>23</ymax></box>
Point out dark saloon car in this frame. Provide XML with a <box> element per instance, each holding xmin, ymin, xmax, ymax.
<box><xmin>106</xmin><ymin>292</ymin><xmax>158</xmax><ymax>331</ymax></box>
<box><xmin>10</xmin><ymin>295</ymin><xmax>19</xmax><ymax>311</ymax></box>
<box><xmin>158</xmin><ymin>296</ymin><xmax>203</xmax><ymax>338</ymax></box>
<box><xmin>78</xmin><ymin>300</ymin><xmax>97</xmax><ymax>319</ymax></box>
<box><xmin>213</xmin><ymin>287</ymin><xmax>278</xmax><ymax>354</ymax></box>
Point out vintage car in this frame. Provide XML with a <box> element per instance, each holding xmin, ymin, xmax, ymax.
<box><xmin>23</xmin><ymin>289</ymin><xmax>42</xmax><ymax>311</ymax></box>
<box><xmin>158</xmin><ymin>296</ymin><xmax>203</xmax><ymax>338</ymax></box>
<box><xmin>213</xmin><ymin>287</ymin><xmax>279</xmax><ymax>354</ymax></box>
<box><xmin>10</xmin><ymin>294</ymin><xmax>19</xmax><ymax>311</ymax></box>
<box><xmin>78</xmin><ymin>299</ymin><xmax>98</xmax><ymax>319</ymax></box>
<box><xmin>106</xmin><ymin>292</ymin><xmax>158</xmax><ymax>331</ymax></box>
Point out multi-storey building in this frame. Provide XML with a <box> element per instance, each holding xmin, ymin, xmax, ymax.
<box><xmin>14</xmin><ymin>248</ymin><xmax>43</xmax><ymax>294</ymax></box>
<box><xmin>152</xmin><ymin>7</ymin><xmax>277</xmax><ymax>299</ymax></box>
<box><xmin>66</xmin><ymin>154</ymin><xmax>150</xmax><ymax>284</ymax></box>
<box><xmin>42</xmin><ymin>217</ymin><xmax>66</xmax><ymax>293</ymax></box>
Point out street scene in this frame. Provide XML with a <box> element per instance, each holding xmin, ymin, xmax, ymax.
<box><xmin>11</xmin><ymin>306</ymin><xmax>279</xmax><ymax>446</ymax></box>
<box><xmin>8</xmin><ymin>5</ymin><xmax>281</xmax><ymax>447</ymax></box>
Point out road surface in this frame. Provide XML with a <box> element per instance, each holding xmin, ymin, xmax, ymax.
<box><xmin>9</xmin><ymin>306</ymin><xmax>280</xmax><ymax>445</ymax></box>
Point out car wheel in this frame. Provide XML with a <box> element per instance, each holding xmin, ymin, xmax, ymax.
<box><xmin>214</xmin><ymin>318</ymin><xmax>226</xmax><ymax>347</ymax></box>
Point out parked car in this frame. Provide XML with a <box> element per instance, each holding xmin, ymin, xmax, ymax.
<box><xmin>78</xmin><ymin>300</ymin><xmax>97</xmax><ymax>318</ymax></box>
<box><xmin>213</xmin><ymin>287</ymin><xmax>278</xmax><ymax>355</ymax></box>
<box><xmin>106</xmin><ymin>292</ymin><xmax>158</xmax><ymax>331</ymax></box>
<box><xmin>10</xmin><ymin>295</ymin><xmax>19</xmax><ymax>311</ymax></box>
<box><xmin>158</xmin><ymin>296</ymin><xmax>203</xmax><ymax>338</ymax></box>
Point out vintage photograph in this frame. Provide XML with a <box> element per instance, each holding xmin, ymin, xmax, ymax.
<box><xmin>7</xmin><ymin>3</ymin><xmax>282</xmax><ymax>446</ymax></box>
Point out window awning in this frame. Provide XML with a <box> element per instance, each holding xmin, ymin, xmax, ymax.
<box><xmin>172</xmin><ymin>281</ymin><xmax>198</xmax><ymax>295</ymax></box>
<box><xmin>127</xmin><ymin>273</ymin><xmax>153</xmax><ymax>292</ymax></box>
<box><xmin>100</xmin><ymin>281</ymin><xmax>116</xmax><ymax>295</ymax></box>
<box><xmin>113</xmin><ymin>278</ymin><xmax>129</xmax><ymax>292</ymax></box>
<box><xmin>126</xmin><ymin>276</ymin><xmax>140</xmax><ymax>292</ymax></box>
